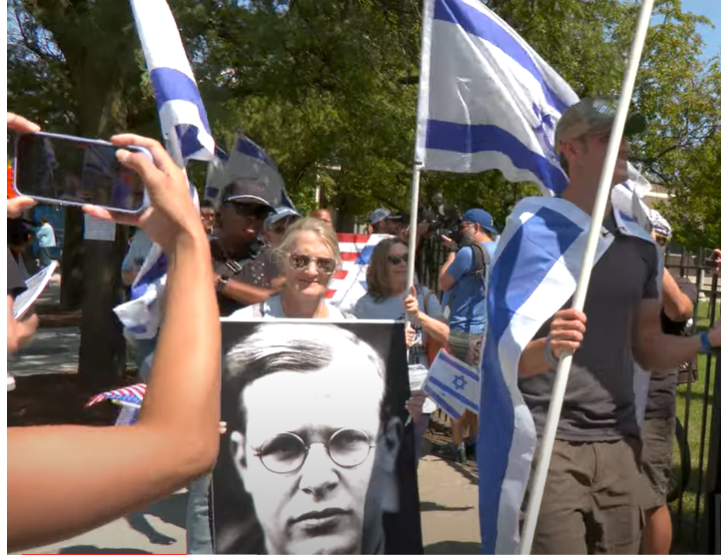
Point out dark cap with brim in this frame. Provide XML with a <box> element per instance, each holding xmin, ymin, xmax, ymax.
<box><xmin>554</xmin><ymin>98</ymin><xmax>647</xmax><ymax>152</ymax></box>
<box><xmin>221</xmin><ymin>179</ymin><xmax>276</xmax><ymax>208</ymax></box>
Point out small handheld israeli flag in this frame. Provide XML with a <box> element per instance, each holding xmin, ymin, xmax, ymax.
<box><xmin>423</xmin><ymin>349</ymin><xmax>480</xmax><ymax>420</ymax></box>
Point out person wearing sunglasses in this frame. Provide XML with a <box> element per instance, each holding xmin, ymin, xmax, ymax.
<box><xmin>217</xmin><ymin>323</ymin><xmax>402</xmax><ymax>555</ymax></box>
<box><xmin>211</xmin><ymin>180</ymin><xmax>280</xmax><ymax>317</ymax></box>
<box><xmin>352</xmin><ymin>237</ymin><xmax>449</xmax><ymax>467</ymax></box>
<box><xmin>230</xmin><ymin>217</ymin><xmax>348</xmax><ymax>319</ymax></box>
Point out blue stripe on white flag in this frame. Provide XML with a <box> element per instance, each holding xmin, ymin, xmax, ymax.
<box><xmin>436</xmin><ymin>350</ymin><xmax>480</xmax><ymax>381</ymax></box>
<box><xmin>425</xmin><ymin>120</ymin><xmax>568</xmax><ymax>195</ymax></box>
<box><xmin>433</xmin><ymin>0</ymin><xmax>569</xmax><ymax>114</ymax></box>
<box><xmin>150</xmin><ymin>67</ymin><xmax>211</xmax><ymax>134</ymax></box>
<box><xmin>478</xmin><ymin>206</ymin><xmax>584</xmax><ymax>554</ymax></box>
<box><xmin>428</xmin><ymin>376</ymin><xmax>478</xmax><ymax>411</ymax></box>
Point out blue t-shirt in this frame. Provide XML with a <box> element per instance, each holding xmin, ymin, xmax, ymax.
<box><xmin>445</xmin><ymin>240</ymin><xmax>497</xmax><ymax>334</ymax></box>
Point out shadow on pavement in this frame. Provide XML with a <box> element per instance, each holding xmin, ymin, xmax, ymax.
<box><xmin>59</xmin><ymin>547</ymin><xmax>152</xmax><ymax>555</ymax></box>
<box><xmin>420</xmin><ymin>500</ymin><xmax>474</xmax><ymax>512</ymax></box>
<box><xmin>124</xmin><ymin>491</ymin><xmax>188</xmax><ymax>545</ymax></box>
<box><xmin>424</xmin><ymin>540</ymin><xmax>482</xmax><ymax>554</ymax></box>
<box><xmin>440</xmin><ymin>457</ymin><xmax>479</xmax><ymax>486</ymax></box>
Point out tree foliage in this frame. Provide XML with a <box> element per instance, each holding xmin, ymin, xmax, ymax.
<box><xmin>6</xmin><ymin>0</ymin><xmax>720</xmax><ymax>244</ymax></box>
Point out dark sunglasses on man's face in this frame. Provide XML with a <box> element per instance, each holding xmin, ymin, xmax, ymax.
<box><xmin>225</xmin><ymin>202</ymin><xmax>269</xmax><ymax>220</ymax></box>
<box><xmin>288</xmin><ymin>253</ymin><xmax>337</xmax><ymax>275</ymax></box>
<box><xmin>655</xmin><ymin>235</ymin><xmax>669</xmax><ymax>248</ymax></box>
<box><xmin>387</xmin><ymin>254</ymin><xmax>408</xmax><ymax>266</ymax></box>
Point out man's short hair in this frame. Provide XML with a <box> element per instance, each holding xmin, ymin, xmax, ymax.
<box><xmin>223</xmin><ymin>323</ymin><xmax>390</xmax><ymax>435</ymax></box>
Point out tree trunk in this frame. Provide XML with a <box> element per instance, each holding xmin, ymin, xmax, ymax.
<box><xmin>59</xmin><ymin>208</ymin><xmax>85</xmax><ymax>308</ymax></box>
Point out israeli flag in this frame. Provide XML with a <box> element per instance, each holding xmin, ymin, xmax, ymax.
<box><xmin>114</xmin><ymin>0</ymin><xmax>207</xmax><ymax>344</ymax></box>
<box><xmin>129</xmin><ymin>0</ymin><xmax>214</xmax><ymax>162</ymax></box>
<box><xmin>477</xmin><ymin>195</ymin><xmax>656</xmax><ymax>554</ymax></box>
<box><xmin>416</xmin><ymin>0</ymin><xmax>650</xmax><ymax>202</ymax></box>
<box><xmin>205</xmin><ymin>133</ymin><xmax>292</xmax><ymax>209</ymax></box>
<box><xmin>423</xmin><ymin>349</ymin><xmax>480</xmax><ymax>419</ymax></box>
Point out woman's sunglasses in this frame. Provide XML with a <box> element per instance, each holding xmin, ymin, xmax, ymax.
<box><xmin>288</xmin><ymin>253</ymin><xmax>337</xmax><ymax>275</ymax></box>
<box><xmin>387</xmin><ymin>254</ymin><xmax>408</xmax><ymax>266</ymax></box>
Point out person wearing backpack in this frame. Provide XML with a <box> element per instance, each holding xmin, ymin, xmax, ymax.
<box><xmin>438</xmin><ymin>208</ymin><xmax>497</xmax><ymax>463</ymax></box>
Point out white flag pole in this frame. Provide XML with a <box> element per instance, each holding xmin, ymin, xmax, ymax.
<box><xmin>405</xmin><ymin>0</ymin><xmax>434</xmax><ymax>293</ymax></box>
<box><xmin>519</xmin><ymin>0</ymin><xmax>656</xmax><ymax>552</ymax></box>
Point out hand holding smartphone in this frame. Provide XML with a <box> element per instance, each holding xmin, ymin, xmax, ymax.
<box><xmin>12</xmin><ymin>131</ymin><xmax>152</xmax><ymax>214</ymax></box>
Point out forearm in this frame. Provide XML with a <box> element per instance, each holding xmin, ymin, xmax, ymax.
<box><xmin>418</xmin><ymin>312</ymin><xmax>449</xmax><ymax>346</ymax></box>
<box><xmin>519</xmin><ymin>338</ymin><xmax>553</xmax><ymax>378</ymax></box>
<box><xmin>221</xmin><ymin>278</ymin><xmax>277</xmax><ymax>305</ymax></box>
<box><xmin>637</xmin><ymin>332</ymin><xmax>703</xmax><ymax>372</ymax></box>
<box><xmin>439</xmin><ymin>253</ymin><xmax>455</xmax><ymax>291</ymax></box>
<box><xmin>142</xmin><ymin>230</ymin><xmax>219</xmax><ymax>460</ymax></box>
<box><xmin>121</xmin><ymin>269</ymin><xmax>138</xmax><ymax>287</ymax></box>
<box><xmin>661</xmin><ymin>269</ymin><xmax>693</xmax><ymax>321</ymax></box>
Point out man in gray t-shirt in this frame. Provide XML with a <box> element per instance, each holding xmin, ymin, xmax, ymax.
<box><xmin>517</xmin><ymin>99</ymin><xmax>721</xmax><ymax>555</ymax></box>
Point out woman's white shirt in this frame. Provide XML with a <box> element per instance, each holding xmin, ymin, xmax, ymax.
<box><xmin>227</xmin><ymin>294</ymin><xmax>354</xmax><ymax>320</ymax></box>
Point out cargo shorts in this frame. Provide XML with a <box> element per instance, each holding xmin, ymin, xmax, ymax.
<box><xmin>640</xmin><ymin>416</ymin><xmax>675</xmax><ymax>510</ymax></box>
<box><xmin>521</xmin><ymin>438</ymin><xmax>644</xmax><ymax>554</ymax></box>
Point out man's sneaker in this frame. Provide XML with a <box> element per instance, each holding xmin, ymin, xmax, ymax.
<box><xmin>7</xmin><ymin>372</ymin><xmax>16</xmax><ymax>391</ymax></box>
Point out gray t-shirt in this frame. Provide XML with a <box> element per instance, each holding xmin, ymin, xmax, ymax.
<box><xmin>352</xmin><ymin>286</ymin><xmax>444</xmax><ymax>368</ymax></box>
<box><xmin>519</xmin><ymin>230</ymin><xmax>659</xmax><ymax>441</ymax></box>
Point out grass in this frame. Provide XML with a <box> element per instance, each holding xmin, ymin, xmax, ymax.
<box><xmin>670</xmin><ymin>297</ymin><xmax>720</xmax><ymax>553</ymax></box>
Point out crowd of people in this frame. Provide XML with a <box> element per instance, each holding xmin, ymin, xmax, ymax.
<box><xmin>6</xmin><ymin>97</ymin><xmax>721</xmax><ymax>555</ymax></box>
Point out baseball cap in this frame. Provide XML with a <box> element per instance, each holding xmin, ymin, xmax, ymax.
<box><xmin>220</xmin><ymin>179</ymin><xmax>276</xmax><ymax>208</ymax></box>
<box><xmin>265</xmin><ymin>206</ymin><xmax>301</xmax><ymax>229</ymax></box>
<box><xmin>462</xmin><ymin>209</ymin><xmax>497</xmax><ymax>235</ymax></box>
<box><xmin>554</xmin><ymin>98</ymin><xmax>647</xmax><ymax>152</ymax></box>
<box><xmin>368</xmin><ymin>208</ymin><xmax>402</xmax><ymax>225</ymax></box>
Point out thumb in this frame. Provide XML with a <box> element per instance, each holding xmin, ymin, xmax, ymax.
<box><xmin>115</xmin><ymin>149</ymin><xmax>162</xmax><ymax>190</ymax></box>
<box><xmin>409</xmin><ymin>285</ymin><xmax>417</xmax><ymax>297</ymax></box>
<box><xmin>7</xmin><ymin>197</ymin><xmax>37</xmax><ymax>218</ymax></box>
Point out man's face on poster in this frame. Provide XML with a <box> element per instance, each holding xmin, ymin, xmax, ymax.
<box><xmin>231</xmin><ymin>362</ymin><xmax>385</xmax><ymax>555</ymax></box>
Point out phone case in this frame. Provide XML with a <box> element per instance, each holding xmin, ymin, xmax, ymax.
<box><xmin>12</xmin><ymin>131</ymin><xmax>153</xmax><ymax>214</ymax></box>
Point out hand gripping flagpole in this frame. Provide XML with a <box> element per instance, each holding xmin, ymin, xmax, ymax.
<box><xmin>519</xmin><ymin>0</ymin><xmax>656</xmax><ymax>552</ymax></box>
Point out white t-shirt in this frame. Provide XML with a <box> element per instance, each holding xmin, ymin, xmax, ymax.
<box><xmin>352</xmin><ymin>286</ymin><xmax>444</xmax><ymax>414</ymax></box>
<box><xmin>227</xmin><ymin>294</ymin><xmax>354</xmax><ymax>320</ymax></box>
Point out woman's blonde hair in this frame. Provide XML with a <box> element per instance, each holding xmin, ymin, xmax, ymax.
<box><xmin>275</xmin><ymin>216</ymin><xmax>341</xmax><ymax>266</ymax></box>
<box><xmin>366</xmin><ymin>237</ymin><xmax>408</xmax><ymax>300</ymax></box>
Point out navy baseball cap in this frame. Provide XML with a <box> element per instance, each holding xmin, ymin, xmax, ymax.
<box><xmin>462</xmin><ymin>209</ymin><xmax>497</xmax><ymax>235</ymax></box>
<box><xmin>221</xmin><ymin>179</ymin><xmax>276</xmax><ymax>208</ymax></box>
<box><xmin>265</xmin><ymin>206</ymin><xmax>301</xmax><ymax>229</ymax></box>
<box><xmin>368</xmin><ymin>208</ymin><xmax>402</xmax><ymax>225</ymax></box>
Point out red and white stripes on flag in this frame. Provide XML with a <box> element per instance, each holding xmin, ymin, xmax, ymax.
<box><xmin>325</xmin><ymin>233</ymin><xmax>392</xmax><ymax>312</ymax></box>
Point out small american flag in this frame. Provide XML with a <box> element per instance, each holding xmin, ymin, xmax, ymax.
<box><xmin>86</xmin><ymin>383</ymin><xmax>147</xmax><ymax>410</ymax></box>
<box><xmin>325</xmin><ymin>233</ymin><xmax>392</xmax><ymax>312</ymax></box>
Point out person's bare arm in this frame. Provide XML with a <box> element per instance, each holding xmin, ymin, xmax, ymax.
<box><xmin>7</xmin><ymin>134</ymin><xmax>221</xmax><ymax>552</ymax></box>
<box><xmin>404</xmin><ymin>286</ymin><xmax>449</xmax><ymax>346</ymax></box>
<box><xmin>218</xmin><ymin>277</ymin><xmax>279</xmax><ymax>305</ymax></box>
<box><xmin>121</xmin><ymin>269</ymin><xmax>139</xmax><ymax>287</ymax></box>
<box><xmin>661</xmin><ymin>268</ymin><xmax>693</xmax><ymax>322</ymax></box>
<box><xmin>633</xmin><ymin>298</ymin><xmax>720</xmax><ymax>372</ymax></box>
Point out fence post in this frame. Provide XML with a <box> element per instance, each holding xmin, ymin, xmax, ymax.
<box><xmin>705</xmin><ymin>349</ymin><xmax>721</xmax><ymax>554</ymax></box>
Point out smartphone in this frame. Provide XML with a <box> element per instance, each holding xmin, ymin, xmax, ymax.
<box><xmin>13</xmin><ymin>131</ymin><xmax>151</xmax><ymax>213</ymax></box>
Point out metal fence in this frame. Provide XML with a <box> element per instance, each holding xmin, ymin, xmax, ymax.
<box><xmin>663</xmin><ymin>247</ymin><xmax>720</xmax><ymax>554</ymax></box>
<box><xmin>416</xmin><ymin>239</ymin><xmax>721</xmax><ymax>553</ymax></box>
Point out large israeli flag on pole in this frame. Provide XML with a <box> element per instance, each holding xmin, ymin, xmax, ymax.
<box><xmin>414</xmin><ymin>2</ymin><xmax>657</xmax><ymax>553</ymax></box>
<box><xmin>416</xmin><ymin>0</ymin><xmax>650</xmax><ymax>202</ymax></box>
<box><xmin>129</xmin><ymin>0</ymin><xmax>214</xmax><ymax>162</ymax></box>
<box><xmin>113</xmin><ymin>0</ymin><xmax>212</xmax><ymax>343</ymax></box>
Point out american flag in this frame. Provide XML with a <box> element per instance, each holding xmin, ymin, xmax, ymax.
<box><xmin>325</xmin><ymin>233</ymin><xmax>392</xmax><ymax>312</ymax></box>
<box><xmin>86</xmin><ymin>383</ymin><xmax>147</xmax><ymax>410</ymax></box>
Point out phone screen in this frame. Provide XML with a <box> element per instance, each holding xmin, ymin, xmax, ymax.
<box><xmin>14</xmin><ymin>133</ymin><xmax>146</xmax><ymax>212</ymax></box>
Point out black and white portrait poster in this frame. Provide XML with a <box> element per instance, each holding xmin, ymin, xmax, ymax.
<box><xmin>213</xmin><ymin>320</ymin><xmax>424</xmax><ymax>554</ymax></box>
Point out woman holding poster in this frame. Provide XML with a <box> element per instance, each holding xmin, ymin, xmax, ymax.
<box><xmin>352</xmin><ymin>237</ymin><xmax>449</xmax><ymax>467</ymax></box>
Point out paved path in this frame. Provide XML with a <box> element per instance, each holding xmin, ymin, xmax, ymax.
<box><xmin>17</xmin><ymin>452</ymin><xmax>480</xmax><ymax>554</ymax></box>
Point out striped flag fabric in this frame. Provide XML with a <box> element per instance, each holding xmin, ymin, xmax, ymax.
<box><xmin>128</xmin><ymin>0</ymin><xmax>214</xmax><ymax>162</ymax></box>
<box><xmin>325</xmin><ymin>233</ymin><xmax>393</xmax><ymax>312</ymax></box>
<box><xmin>86</xmin><ymin>383</ymin><xmax>147</xmax><ymax>410</ymax></box>
<box><xmin>423</xmin><ymin>349</ymin><xmax>480</xmax><ymax>419</ymax></box>
<box><xmin>205</xmin><ymin>133</ymin><xmax>292</xmax><ymax>209</ymax></box>
<box><xmin>416</xmin><ymin>0</ymin><xmax>650</xmax><ymax>201</ymax></box>
<box><xmin>113</xmin><ymin>0</ymin><xmax>208</xmax><ymax>343</ymax></box>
